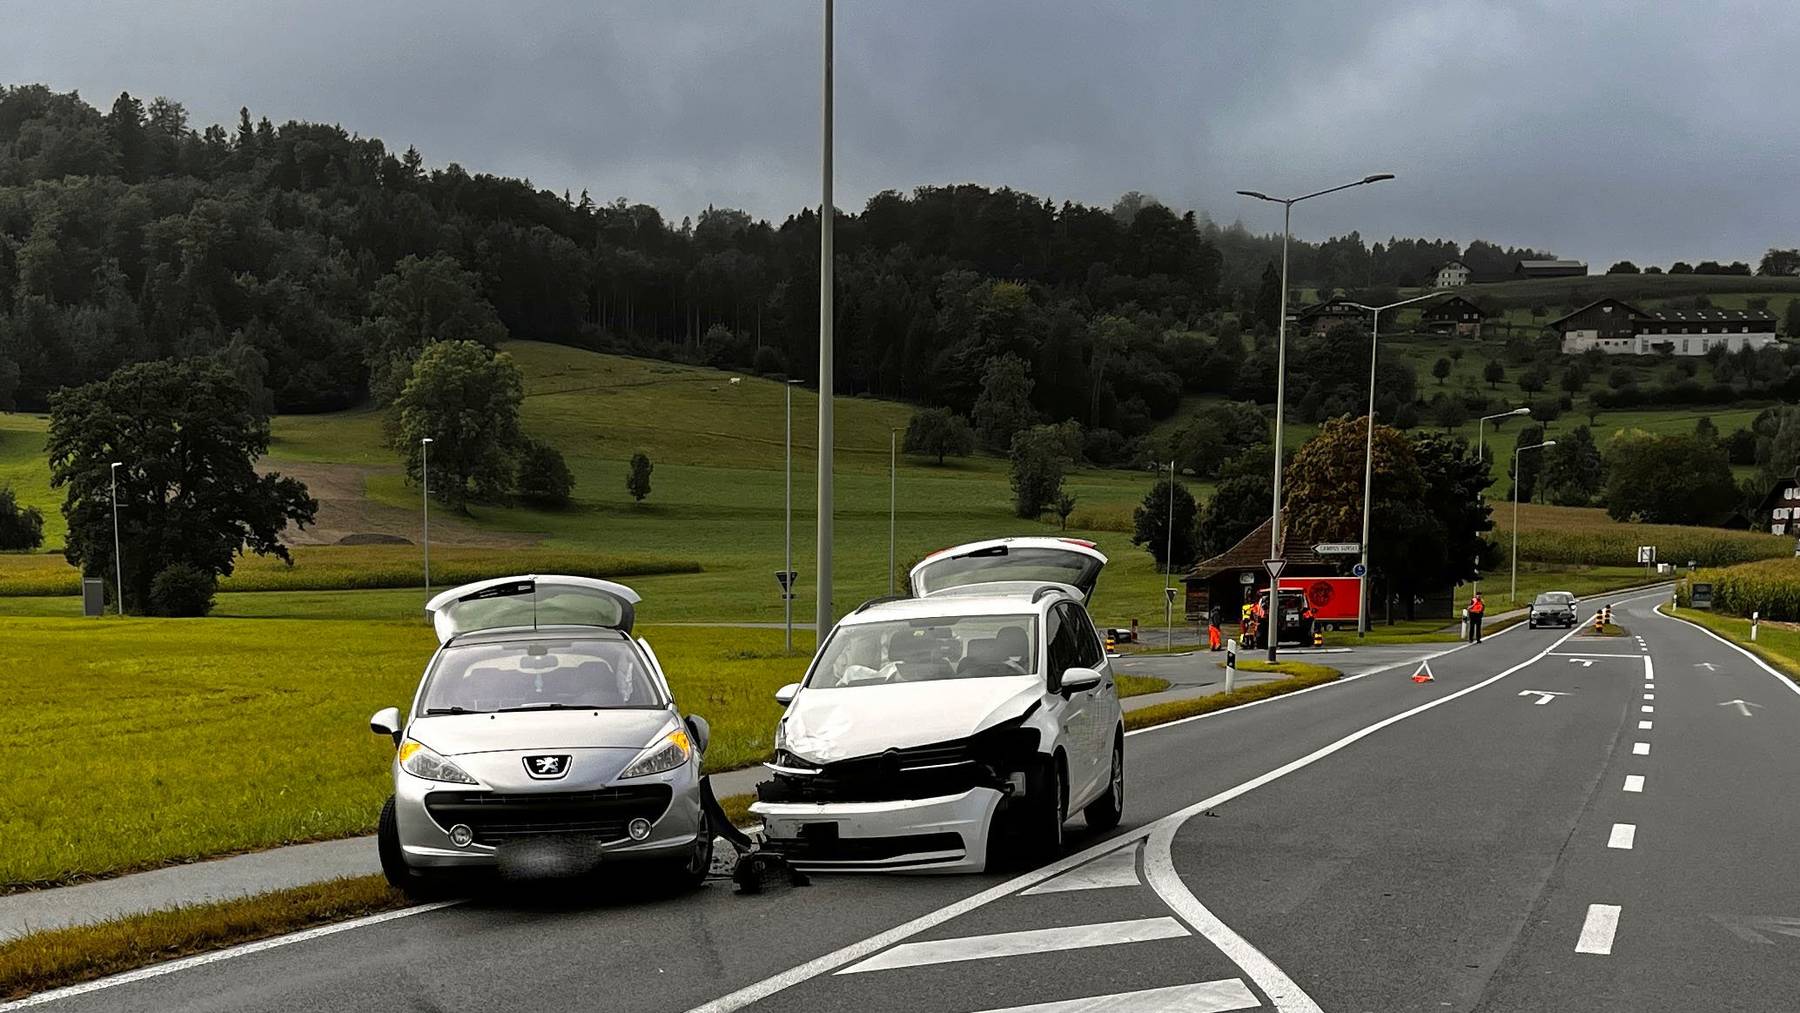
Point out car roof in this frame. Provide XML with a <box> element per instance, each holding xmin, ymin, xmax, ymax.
<box><xmin>837</xmin><ymin>591</ymin><xmax>1056</xmax><ymax>625</ymax></box>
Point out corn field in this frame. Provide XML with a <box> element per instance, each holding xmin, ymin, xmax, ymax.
<box><xmin>1685</xmin><ymin>558</ymin><xmax>1800</xmax><ymax>619</ymax></box>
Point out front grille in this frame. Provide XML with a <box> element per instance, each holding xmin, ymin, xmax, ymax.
<box><xmin>759</xmin><ymin>727</ymin><xmax>1037</xmax><ymax>804</ymax></box>
<box><xmin>768</xmin><ymin>831</ymin><xmax>964</xmax><ymax>864</ymax></box>
<box><xmin>424</xmin><ymin>786</ymin><xmax>672</xmax><ymax>846</ymax></box>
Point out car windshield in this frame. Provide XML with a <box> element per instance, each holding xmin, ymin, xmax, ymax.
<box><xmin>417</xmin><ymin>638</ymin><xmax>662</xmax><ymax>714</ymax></box>
<box><xmin>808</xmin><ymin>614</ymin><xmax>1039</xmax><ymax>688</ymax></box>
<box><xmin>1534</xmin><ymin>593</ymin><xmax>1575</xmax><ymax>606</ymax></box>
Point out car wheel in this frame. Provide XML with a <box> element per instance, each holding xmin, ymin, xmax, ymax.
<box><xmin>378</xmin><ymin>795</ymin><xmax>448</xmax><ymax>900</ymax></box>
<box><xmin>656</xmin><ymin>810</ymin><xmax>714</xmax><ymax>892</ymax></box>
<box><xmin>1084</xmin><ymin>736</ymin><xmax>1125</xmax><ymax>832</ymax></box>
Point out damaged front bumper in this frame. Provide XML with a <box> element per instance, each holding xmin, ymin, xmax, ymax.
<box><xmin>751</xmin><ymin>787</ymin><xmax>1003</xmax><ymax>873</ymax></box>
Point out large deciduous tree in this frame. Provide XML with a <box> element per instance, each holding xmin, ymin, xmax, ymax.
<box><xmin>362</xmin><ymin>254</ymin><xmax>509</xmax><ymax>403</ymax></box>
<box><xmin>973</xmin><ymin>354</ymin><xmax>1037</xmax><ymax>452</ymax></box>
<box><xmin>903</xmin><ymin>407</ymin><xmax>976</xmax><ymax>465</ymax></box>
<box><xmin>47</xmin><ymin>359</ymin><xmax>317</xmax><ymax>613</ymax></box>
<box><xmin>388</xmin><ymin>340</ymin><xmax>523</xmax><ymax>511</ymax></box>
<box><xmin>1008</xmin><ymin>424</ymin><xmax>1070</xmax><ymax>519</ymax></box>
<box><xmin>1131</xmin><ymin>476</ymin><xmax>1198</xmax><ymax>572</ymax></box>
<box><xmin>1601</xmin><ymin>430</ymin><xmax>1738</xmax><ymax>525</ymax></box>
<box><xmin>1539</xmin><ymin>425</ymin><xmax>1603</xmax><ymax>506</ymax></box>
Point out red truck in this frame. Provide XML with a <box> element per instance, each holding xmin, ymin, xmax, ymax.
<box><xmin>1278</xmin><ymin>576</ymin><xmax>1363</xmax><ymax>630</ymax></box>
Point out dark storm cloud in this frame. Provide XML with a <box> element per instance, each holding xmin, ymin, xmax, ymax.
<box><xmin>6</xmin><ymin>1</ymin><xmax>1797</xmax><ymax>265</ymax></box>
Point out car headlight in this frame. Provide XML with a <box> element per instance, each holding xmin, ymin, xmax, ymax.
<box><xmin>397</xmin><ymin>740</ymin><xmax>478</xmax><ymax>784</ymax></box>
<box><xmin>620</xmin><ymin>729</ymin><xmax>692</xmax><ymax>779</ymax></box>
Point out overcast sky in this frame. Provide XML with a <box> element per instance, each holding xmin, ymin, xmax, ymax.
<box><xmin>8</xmin><ymin>1</ymin><xmax>1798</xmax><ymax>267</ymax></box>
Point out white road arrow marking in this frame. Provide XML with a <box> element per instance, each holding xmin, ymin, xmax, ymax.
<box><xmin>1567</xmin><ymin>658</ymin><xmax>1594</xmax><ymax>667</ymax></box>
<box><xmin>1710</xmin><ymin>914</ymin><xmax>1800</xmax><ymax>945</ymax></box>
<box><xmin>1519</xmin><ymin>690</ymin><xmax>1570</xmax><ymax>705</ymax></box>
<box><xmin>1719</xmin><ymin>699</ymin><xmax>1763</xmax><ymax>717</ymax></box>
<box><xmin>1696</xmin><ymin>662</ymin><xmax>1718</xmax><ymax>671</ymax></box>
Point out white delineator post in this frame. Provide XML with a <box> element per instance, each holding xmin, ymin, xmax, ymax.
<box><xmin>1225</xmin><ymin>637</ymin><xmax>1238</xmax><ymax>694</ymax></box>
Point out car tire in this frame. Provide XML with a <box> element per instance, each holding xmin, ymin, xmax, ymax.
<box><xmin>1084</xmin><ymin>735</ymin><xmax>1125</xmax><ymax>832</ymax></box>
<box><xmin>655</xmin><ymin>811</ymin><xmax>714</xmax><ymax>892</ymax></box>
<box><xmin>378</xmin><ymin>795</ymin><xmax>449</xmax><ymax>900</ymax></box>
<box><xmin>1032</xmin><ymin>757</ymin><xmax>1067</xmax><ymax>860</ymax></box>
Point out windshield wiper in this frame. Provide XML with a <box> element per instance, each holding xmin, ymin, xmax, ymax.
<box><xmin>425</xmin><ymin>706</ymin><xmax>483</xmax><ymax>715</ymax></box>
<box><xmin>494</xmin><ymin>702</ymin><xmax>584</xmax><ymax>713</ymax></box>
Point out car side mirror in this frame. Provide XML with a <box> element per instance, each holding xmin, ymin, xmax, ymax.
<box><xmin>774</xmin><ymin>683</ymin><xmax>800</xmax><ymax>706</ymax></box>
<box><xmin>685</xmin><ymin>714</ymin><xmax>710</xmax><ymax>756</ymax></box>
<box><xmin>369</xmin><ymin>706</ymin><xmax>402</xmax><ymax>747</ymax></box>
<box><xmin>1061</xmin><ymin>666</ymin><xmax>1103</xmax><ymax>694</ymax></box>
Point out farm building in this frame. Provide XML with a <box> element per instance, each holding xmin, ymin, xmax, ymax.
<box><xmin>1287</xmin><ymin>298</ymin><xmax>1368</xmax><ymax>337</ymax></box>
<box><xmin>1434</xmin><ymin>260</ymin><xmax>1471</xmax><ymax>287</ymax></box>
<box><xmin>1551</xmin><ymin>297</ymin><xmax>1778</xmax><ymax>356</ymax></box>
<box><xmin>1420</xmin><ymin>295</ymin><xmax>1488</xmax><ymax>337</ymax></box>
<box><xmin>1515</xmin><ymin>259</ymin><xmax>1588</xmax><ymax>278</ymax></box>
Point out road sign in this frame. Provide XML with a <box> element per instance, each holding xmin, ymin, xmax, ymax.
<box><xmin>1636</xmin><ymin>545</ymin><xmax>1656</xmax><ymax>564</ymax></box>
<box><xmin>1351</xmin><ymin>563</ymin><xmax>1367</xmax><ymax>578</ymax></box>
<box><xmin>1164</xmin><ymin>587</ymin><xmax>1178</xmax><ymax>605</ymax></box>
<box><xmin>774</xmin><ymin>569</ymin><xmax>798</xmax><ymax>600</ymax></box>
<box><xmin>1263</xmin><ymin>558</ymin><xmax>1287</xmax><ymax>579</ymax></box>
<box><xmin>1313</xmin><ymin>542</ymin><xmax>1360</xmax><ymax>555</ymax></box>
<box><xmin>1691</xmin><ymin>582</ymin><xmax>1713</xmax><ymax>609</ymax></box>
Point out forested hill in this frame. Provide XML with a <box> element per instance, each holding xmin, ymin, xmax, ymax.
<box><xmin>0</xmin><ymin>82</ymin><xmax>1551</xmax><ymax>437</ymax></box>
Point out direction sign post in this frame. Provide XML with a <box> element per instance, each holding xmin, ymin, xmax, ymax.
<box><xmin>1263</xmin><ymin>558</ymin><xmax>1286</xmax><ymax>662</ymax></box>
<box><xmin>1312</xmin><ymin>542</ymin><xmax>1360</xmax><ymax>555</ymax></box>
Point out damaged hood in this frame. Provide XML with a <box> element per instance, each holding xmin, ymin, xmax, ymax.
<box><xmin>781</xmin><ymin>676</ymin><xmax>1041</xmax><ymax>763</ymax></box>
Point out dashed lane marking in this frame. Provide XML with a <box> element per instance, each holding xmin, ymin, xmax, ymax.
<box><xmin>1022</xmin><ymin>843</ymin><xmax>1142</xmax><ymax>895</ymax></box>
<box><xmin>1642</xmin><ymin>705</ymin><xmax>1655</xmax><ymax>713</ymax></box>
<box><xmin>836</xmin><ymin>917</ymin><xmax>1189</xmax><ymax>975</ymax></box>
<box><xmin>1576</xmin><ymin>904</ymin><xmax>1623</xmax><ymax>954</ymax></box>
<box><xmin>1633</xmin><ymin>742</ymin><xmax>1650</xmax><ymax>755</ymax></box>
<box><xmin>1608</xmin><ymin>824</ymin><xmax>1637</xmax><ymax>849</ymax></box>
<box><xmin>1639</xmin><ymin>720</ymin><xmax>1653</xmax><ymax>729</ymax></box>
<box><xmin>1624</xmin><ymin>775</ymin><xmax>1646</xmax><ymax>792</ymax></box>
<box><xmin>965</xmin><ymin>979</ymin><xmax>1260</xmax><ymax>1013</ymax></box>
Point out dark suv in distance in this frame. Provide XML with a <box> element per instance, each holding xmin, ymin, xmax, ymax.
<box><xmin>1528</xmin><ymin>591</ymin><xmax>1578</xmax><ymax>628</ymax></box>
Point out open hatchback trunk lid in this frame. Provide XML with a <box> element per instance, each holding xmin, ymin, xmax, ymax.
<box><xmin>908</xmin><ymin>537</ymin><xmax>1107</xmax><ymax>602</ymax></box>
<box><xmin>424</xmin><ymin>574</ymin><xmax>640</xmax><ymax>644</ymax></box>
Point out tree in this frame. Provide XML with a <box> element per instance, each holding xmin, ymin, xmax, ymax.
<box><xmin>1483</xmin><ymin>359</ymin><xmax>1505</xmax><ymax>389</ymax></box>
<box><xmin>1509</xmin><ymin>423</ymin><xmax>1547</xmax><ymax>502</ymax></box>
<box><xmin>1253</xmin><ymin>261</ymin><xmax>1281</xmax><ymax>333</ymax></box>
<box><xmin>972</xmin><ymin>354</ymin><xmax>1036</xmax><ymax>452</ymax></box>
<box><xmin>1786</xmin><ymin>299</ymin><xmax>1800</xmax><ymax>339</ymax></box>
<box><xmin>1758</xmin><ymin>249</ymin><xmax>1800</xmax><ymax>277</ymax></box>
<box><xmin>1518</xmin><ymin>365</ymin><xmax>1548</xmax><ymax>394</ymax></box>
<box><xmin>1432</xmin><ymin>395</ymin><xmax>1468</xmax><ymax>430</ymax></box>
<box><xmin>47</xmin><ymin>359</ymin><xmax>317</xmax><ymax>613</ymax></box>
<box><xmin>1053</xmin><ymin>493</ymin><xmax>1077</xmax><ymax>531</ymax></box>
<box><xmin>361</xmin><ymin>254</ymin><xmax>509</xmax><ymax>403</ymax></box>
<box><xmin>627</xmin><ymin>452</ymin><xmax>654</xmax><ymax>503</ymax></box>
<box><xmin>1131</xmin><ymin>477</ymin><xmax>1198</xmax><ymax>572</ymax></box>
<box><xmin>904</xmin><ymin>407</ymin><xmax>976</xmax><ymax>465</ymax></box>
<box><xmin>1197</xmin><ymin>473</ymin><xmax>1269</xmax><ymax>557</ymax></box>
<box><xmin>1602</xmin><ymin>431</ymin><xmax>1738</xmax><ymax>524</ymax></box>
<box><xmin>1539</xmin><ymin>426</ymin><xmax>1603</xmax><ymax>506</ymax></box>
<box><xmin>1432</xmin><ymin>358</ymin><xmax>1452</xmax><ymax>385</ymax></box>
<box><xmin>1559</xmin><ymin>366</ymin><xmax>1586</xmax><ymax>394</ymax></box>
<box><xmin>0</xmin><ymin>484</ymin><xmax>45</xmax><ymax>551</ymax></box>
<box><xmin>1606</xmin><ymin>261</ymin><xmax>1640</xmax><ymax>274</ymax></box>
<box><xmin>1008</xmin><ymin>424</ymin><xmax>1069</xmax><ymax>519</ymax></box>
<box><xmin>1669</xmin><ymin>261</ymin><xmax>1694</xmax><ymax>274</ymax></box>
<box><xmin>1694</xmin><ymin>416</ymin><xmax>1719</xmax><ymax>443</ymax></box>
<box><xmin>514</xmin><ymin>438</ymin><xmax>575</xmax><ymax>508</ymax></box>
<box><xmin>388</xmin><ymin>340</ymin><xmax>524</xmax><ymax>511</ymax></box>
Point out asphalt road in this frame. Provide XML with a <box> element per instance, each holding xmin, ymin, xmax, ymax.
<box><xmin>19</xmin><ymin>586</ymin><xmax>1800</xmax><ymax>1013</ymax></box>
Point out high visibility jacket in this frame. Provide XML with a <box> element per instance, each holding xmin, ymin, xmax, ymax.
<box><xmin>1469</xmin><ymin>599</ymin><xmax>1485</xmax><ymax>615</ymax></box>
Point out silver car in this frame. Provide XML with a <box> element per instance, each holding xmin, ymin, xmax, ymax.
<box><xmin>369</xmin><ymin>575</ymin><xmax>712</xmax><ymax>896</ymax></box>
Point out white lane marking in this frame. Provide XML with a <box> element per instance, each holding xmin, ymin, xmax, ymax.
<box><xmin>1632</xmin><ymin>742</ymin><xmax>1650</xmax><ymax>755</ymax></box>
<box><xmin>1644</xmin><ymin>654</ymin><xmax>1654</xmax><ymax>682</ymax></box>
<box><xmin>1022</xmin><ymin>843</ymin><xmax>1141</xmax><ymax>895</ymax></box>
<box><xmin>1519</xmin><ymin>690</ymin><xmax>1569</xmax><ymax>705</ymax></box>
<box><xmin>1639</xmin><ymin>720</ymin><xmax>1653</xmax><ymax>729</ymax></box>
<box><xmin>1567</xmin><ymin>658</ymin><xmax>1594</xmax><ymax>667</ymax></box>
<box><xmin>1608</xmin><ymin>823</ymin><xmax>1637</xmax><ymax>849</ymax></box>
<box><xmin>1643</xmin><ymin>693</ymin><xmax>1655</xmax><ymax>700</ymax></box>
<box><xmin>1719</xmin><ymin>699</ymin><xmax>1763</xmax><ymax>717</ymax></box>
<box><xmin>1643</xmin><ymin>684</ymin><xmax>1654</xmax><ymax>691</ymax></box>
<box><xmin>966</xmin><ymin>978</ymin><xmax>1261</xmax><ymax>1013</ymax></box>
<box><xmin>1624</xmin><ymin>775</ymin><xmax>1645</xmax><ymax>792</ymax></box>
<box><xmin>1576</xmin><ymin>904</ymin><xmax>1623</xmax><ymax>954</ymax></box>
<box><xmin>836</xmin><ymin>917</ymin><xmax>1187</xmax><ymax>974</ymax></box>
<box><xmin>684</xmin><ymin>610</ymin><xmax>1621</xmax><ymax>1013</ymax></box>
<box><xmin>0</xmin><ymin>901</ymin><xmax>460</xmax><ymax>1011</ymax></box>
<box><xmin>1642</xmin><ymin>705</ymin><xmax>1654</xmax><ymax>713</ymax></box>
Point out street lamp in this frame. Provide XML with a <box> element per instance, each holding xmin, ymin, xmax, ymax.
<box><xmin>109</xmin><ymin>461</ymin><xmax>123</xmax><ymax>616</ymax></box>
<box><xmin>1474</xmin><ymin>406</ymin><xmax>1530</xmax><ymax>594</ymax></box>
<box><xmin>814</xmin><ymin>0</ymin><xmax>835</xmax><ymax>645</ymax></box>
<box><xmin>785</xmin><ymin>379</ymin><xmax>803</xmax><ymax>655</ymax></box>
<box><xmin>1238</xmin><ymin>171</ymin><xmax>1394</xmax><ymax>661</ymax></box>
<box><xmin>420</xmin><ymin>437</ymin><xmax>433</xmax><ymax>597</ymax></box>
<box><xmin>1345</xmin><ymin>291</ymin><xmax>1445</xmax><ymax>637</ymax></box>
<box><xmin>1512</xmin><ymin>440</ymin><xmax>1556</xmax><ymax>604</ymax></box>
<box><xmin>889</xmin><ymin>427</ymin><xmax>899</xmax><ymax>596</ymax></box>
<box><xmin>1164</xmin><ymin>460</ymin><xmax>1176</xmax><ymax>652</ymax></box>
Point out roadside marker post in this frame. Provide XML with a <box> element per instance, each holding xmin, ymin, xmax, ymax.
<box><xmin>1752</xmin><ymin>610</ymin><xmax>1760</xmax><ymax>642</ymax></box>
<box><xmin>1224</xmin><ymin>637</ymin><xmax>1237</xmax><ymax>693</ymax></box>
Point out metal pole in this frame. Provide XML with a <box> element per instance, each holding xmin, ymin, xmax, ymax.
<box><xmin>1511</xmin><ymin>440</ymin><xmax>1555</xmax><ymax>603</ymax></box>
<box><xmin>814</xmin><ymin>0</ymin><xmax>834</xmax><ymax>645</ymax></box>
<box><xmin>1268</xmin><ymin>199</ymin><xmax>1290</xmax><ymax>664</ymax></box>
<box><xmin>1358</xmin><ymin>308</ymin><xmax>1379</xmax><ymax>637</ymax></box>
<box><xmin>110</xmin><ymin>461</ymin><xmax>123</xmax><ymax>616</ymax></box>
<box><xmin>889</xmin><ymin>428</ymin><xmax>897</xmax><ymax>596</ymax></box>
<box><xmin>421</xmin><ymin>438</ymin><xmax>432</xmax><ymax>597</ymax></box>
<box><xmin>785</xmin><ymin>381</ymin><xmax>795</xmax><ymax>655</ymax></box>
<box><xmin>1474</xmin><ymin>407</ymin><xmax>1528</xmax><ymax>595</ymax></box>
<box><xmin>1166</xmin><ymin>460</ymin><xmax>1175</xmax><ymax>652</ymax></box>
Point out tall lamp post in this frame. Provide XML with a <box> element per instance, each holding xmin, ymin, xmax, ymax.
<box><xmin>814</xmin><ymin>0</ymin><xmax>835</xmax><ymax>645</ymax></box>
<box><xmin>889</xmin><ymin>427</ymin><xmax>899</xmax><ymax>596</ymax></box>
<box><xmin>1345</xmin><ymin>291</ymin><xmax>1444</xmax><ymax>636</ymax></box>
<box><xmin>109</xmin><ymin>461</ymin><xmax>124</xmax><ymax>616</ymax></box>
<box><xmin>1475</xmin><ymin>406</ymin><xmax>1531</xmax><ymax>594</ymax></box>
<box><xmin>784</xmin><ymin>379</ymin><xmax>802</xmax><ymax>655</ymax></box>
<box><xmin>1164</xmin><ymin>460</ymin><xmax>1176</xmax><ymax>652</ymax></box>
<box><xmin>1512</xmin><ymin>440</ymin><xmax>1556</xmax><ymax>603</ymax></box>
<box><xmin>420</xmin><ymin>437</ymin><xmax>433</xmax><ymax>597</ymax></box>
<box><xmin>1238</xmin><ymin>171</ymin><xmax>1393</xmax><ymax>661</ymax></box>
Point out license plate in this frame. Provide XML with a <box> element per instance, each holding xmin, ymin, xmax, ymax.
<box><xmin>497</xmin><ymin>836</ymin><xmax>601</xmax><ymax>879</ymax></box>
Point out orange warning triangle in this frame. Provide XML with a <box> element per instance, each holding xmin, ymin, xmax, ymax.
<box><xmin>1411</xmin><ymin>659</ymin><xmax>1436</xmax><ymax>683</ymax></box>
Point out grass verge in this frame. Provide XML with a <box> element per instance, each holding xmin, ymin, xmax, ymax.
<box><xmin>1662</xmin><ymin>606</ymin><xmax>1800</xmax><ymax>685</ymax></box>
<box><xmin>0</xmin><ymin>875</ymin><xmax>406</xmax><ymax>1002</ymax></box>
<box><xmin>1123</xmin><ymin>661</ymin><xmax>1341</xmax><ymax>732</ymax></box>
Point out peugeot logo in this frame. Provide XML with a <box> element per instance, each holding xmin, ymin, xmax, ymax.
<box><xmin>523</xmin><ymin>754</ymin><xmax>571</xmax><ymax>779</ymax></box>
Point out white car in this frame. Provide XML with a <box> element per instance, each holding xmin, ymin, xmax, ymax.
<box><xmin>751</xmin><ymin>537</ymin><xmax>1125</xmax><ymax>873</ymax></box>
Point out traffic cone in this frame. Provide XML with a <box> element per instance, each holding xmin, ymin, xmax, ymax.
<box><xmin>1411</xmin><ymin>660</ymin><xmax>1435</xmax><ymax>684</ymax></box>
